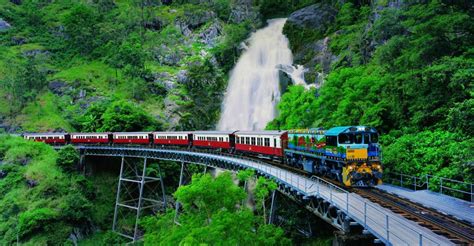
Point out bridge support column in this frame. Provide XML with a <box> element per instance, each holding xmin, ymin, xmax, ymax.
<box><xmin>268</xmin><ymin>190</ymin><xmax>277</xmax><ymax>224</ymax></box>
<box><xmin>112</xmin><ymin>156</ymin><xmax>166</xmax><ymax>242</ymax></box>
<box><xmin>174</xmin><ymin>161</ymin><xmax>186</xmax><ymax>223</ymax></box>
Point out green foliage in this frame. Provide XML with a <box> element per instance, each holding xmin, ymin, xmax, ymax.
<box><xmin>275</xmin><ymin>1</ymin><xmax>473</xmax><ymax>183</ymax></box>
<box><xmin>177</xmin><ymin>59</ymin><xmax>226</xmax><ymax>130</ymax></box>
<box><xmin>0</xmin><ymin>136</ymin><xmax>93</xmax><ymax>244</ymax></box>
<box><xmin>63</xmin><ymin>4</ymin><xmax>100</xmax><ymax>55</ymax></box>
<box><xmin>143</xmin><ymin>172</ymin><xmax>290</xmax><ymax>245</ymax></box>
<box><xmin>0</xmin><ymin>0</ymin><xmax>254</xmax><ymax>132</ymax></box>
<box><xmin>77</xmin><ymin>100</ymin><xmax>161</xmax><ymax>132</ymax></box>
<box><xmin>174</xmin><ymin>172</ymin><xmax>246</xmax><ymax>219</ymax></box>
<box><xmin>255</xmin><ymin>176</ymin><xmax>278</xmax><ymax>223</ymax></box>
<box><xmin>237</xmin><ymin>169</ymin><xmax>255</xmax><ymax>182</ymax></box>
<box><xmin>56</xmin><ymin>145</ymin><xmax>80</xmax><ymax>173</ymax></box>
<box><xmin>213</xmin><ymin>21</ymin><xmax>253</xmax><ymax>71</ymax></box>
<box><xmin>382</xmin><ymin>130</ymin><xmax>473</xmax><ymax>183</ymax></box>
<box><xmin>267</xmin><ymin>85</ymin><xmax>318</xmax><ymax>130</ymax></box>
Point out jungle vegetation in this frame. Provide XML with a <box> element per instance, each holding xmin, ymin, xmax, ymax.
<box><xmin>267</xmin><ymin>0</ymin><xmax>474</xmax><ymax>185</ymax></box>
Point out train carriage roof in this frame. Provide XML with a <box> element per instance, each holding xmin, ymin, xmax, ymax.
<box><xmin>70</xmin><ymin>132</ymin><xmax>110</xmax><ymax>135</ymax></box>
<box><xmin>152</xmin><ymin>131</ymin><xmax>193</xmax><ymax>135</ymax></box>
<box><xmin>23</xmin><ymin>132</ymin><xmax>66</xmax><ymax>136</ymax></box>
<box><xmin>193</xmin><ymin>131</ymin><xmax>237</xmax><ymax>135</ymax></box>
<box><xmin>112</xmin><ymin>132</ymin><xmax>151</xmax><ymax>135</ymax></box>
<box><xmin>235</xmin><ymin>131</ymin><xmax>287</xmax><ymax>136</ymax></box>
<box><xmin>325</xmin><ymin>126</ymin><xmax>377</xmax><ymax>136</ymax></box>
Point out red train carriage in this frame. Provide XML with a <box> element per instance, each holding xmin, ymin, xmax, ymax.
<box><xmin>112</xmin><ymin>132</ymin><xmax>151</xmax><ymax>144</ymax></box>
<box><xmin>193</xmin><ymin>131</ymin><xmax>236</xmax><ymax>150</ymax></box>
<box><xmin>234</xmin><ymin>131</ymin><xmax>288</xmax><ymax>157</ymax></box>
<box><xmin>153</xmin><ymin>132</ymin><xmax>192</xmax><ymax>146</ymax></box>
<box><xmin>23</xmin><ymin>133</ymin><xmax>67</xmax><ymax>144</ymax></box>
<box><xmin>70</xmin><ymin>133</ymin><xmax>110</xmax><ymax>144</ymax></box>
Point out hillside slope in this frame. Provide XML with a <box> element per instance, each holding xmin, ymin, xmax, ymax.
<box><xmin>0</xmin><ymin>0</ymin><xmax>261</xmax><ymax>132</ymax></box>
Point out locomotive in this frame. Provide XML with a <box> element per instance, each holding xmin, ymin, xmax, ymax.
<box><xmin>22</xmin><ymin>126</ymin><xmax>382</xmax><ymax>187</ymax></box>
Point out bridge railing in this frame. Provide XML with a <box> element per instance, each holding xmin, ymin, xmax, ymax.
<box><xmin>307</xmin><ymin>176</ymin><xmax>441</xmax><ymax>246</ymax></box>
<box><xmin>177</xmin><ymin>148</ymin><xmax>443</xmax><ymax>245</ymax></box>
<box><xmin>385</xmin><ymin>172</ymin><xmax>473</xmax><ymax>203</ymax></box>
<box><xmin>77</xmin><ymin>146</ymin><xmax>446</xmax><ymax>245</ymax></box>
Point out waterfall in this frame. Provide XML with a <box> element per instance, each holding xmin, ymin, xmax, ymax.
<box><xmin>217</xmin><ymin>18</ymin><xmax>307</xmax><ymax>131</ymax></box>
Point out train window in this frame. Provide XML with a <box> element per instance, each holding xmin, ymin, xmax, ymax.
<box><xmin>274</xmin><ymin>138</ymin><xmax>277</xmax><ymax>147</ymax></box>
<box><xmin>257</xmin><ymin>138</ymin><xmax>261</xmax><ymax>146</ymax></box>
<box><xmin>354</xmin><ymin>134</ymin><xmax>363</xmax><ymax>144</ymax></box>
<box><xmin>338</xmin><ymin>134</ymin><xmax>353</xmax><ymax>144</ymax></box>
<box><xmin>370</xmin><ymin>133</ymin><xmax>379</xmax><ymax>143</ymax></box>
<box><xmin>251</xmin><ymin>137</ymin><xmax>255</xmax><ymax>145</ymax></box>
<box><xmin>264</xmin><ymin>138</ymin><xmax>270</xmax><ymax>147</ymax></box>
<box><xmin>327</xmin><ymin>136</ymin><xmax>337</xmax><ymax>146</ymax></box>
<box><xmin>363</xmin><ymin>134</ymin><xmax>369</xmax><ymax>144</ymax></box>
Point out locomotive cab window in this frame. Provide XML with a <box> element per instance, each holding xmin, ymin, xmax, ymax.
<box><xmin>363</xmin><ymin>134</ymin><xmax>370</xmax><ymax>144</ymax></box>
<box><xmin>370</xmin><ymin>133</ymin><xmax>379</xmax><ymax>143</ymax></box>
<box><xmin>338</xmin><ymin>134</ymin><xmax>353</xmax><ymax>144</ymax></box>
<box><xmin>354</xmin><ymin>134</ymin><xmax>363</xmax><ymax>144</ymax></box>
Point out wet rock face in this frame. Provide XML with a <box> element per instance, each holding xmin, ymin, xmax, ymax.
<box><xmin>229</xmin><ymin>0</ymin><xmax>259</xmax><ymax>24</ymax></box>
<box><xmin>182</xmin><ymin>9</ymin><xmax>216</xmax><ymax>30</ymax></box>
<box><xmin>0</xmin><ymin>18</ymin><xmax>11</xmax><ymax>31</ymax></box>
<box><xmin>287</xmin><ymin>3</ymin><xmax>337</xmax><ymax>32</ymax></box>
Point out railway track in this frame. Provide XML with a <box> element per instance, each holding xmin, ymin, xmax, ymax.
<box><xmin>240</xmin><ymin>154</ymin><xmax>474</xmax><ymax>245</ymax></box>
<box><xmin>353</xmin><ymin>188</ymin><xmax>474</xmax><ymax>245</ymax></box>
<box><xmin>120</xmin><ymin>147</ymin><xmax>474</xmax><ymax>244</ymax></box>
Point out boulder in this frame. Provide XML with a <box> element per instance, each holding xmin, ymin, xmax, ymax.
<box><xmin>176</xmin><ymin>70</ymin><xmax>189</xmax><ymax>84</ymax></box>
<box><xmin>198</xmin><ymin>21</ymin><xmax>222</xmax><ymax>47</ymax></box>
<box><xmin>0</xmin><ymin>170</ymin><xmax>7</xmax><ymax>179</ymax></box>
<box><xmin>144</xmin><ymin>18</ymin><xmax>162</xmax><ymax>31</ymax></box>
<box><xmin>182</xmin><ymin>9</ymin><xmax>216</xmax><ymax>30</ymax></box>
<box><xmin>26</xmin><ymin>179</ymin><xmax>38</xmax><ymax>188</ymax></box>
<box><xmin>22</xmin><ymin>49</ymin><xmax>50</xmax><ymax>57</ymax></box>
<box><xmin>0</xmin><ymin>18</ymin><xmax>11</xmax><ymax>31</ymax></box>
<box><xmin>153</xmin><ymin>45</ymin><xmax>184</xmax><ymax>66</ymax></box>
<box><xmin>287</xmin><ymin>3</ymin><xmax>337</xmax><ymax>31</ymax></box>
<box><xmin>11</xmin><ymin>36</ymin><xmax>26</xmax><ymax>45</ymax></box>
<box><xmin>48</xmin><ymin>80</ymin><xmax>70</xmax><ymax>96</ymax></box>
<box><xmin>153</xmin><ymin>72</ymin><xmax>176</xmax><ymax>91</ymax></box>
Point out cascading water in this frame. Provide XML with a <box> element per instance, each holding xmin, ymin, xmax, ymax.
<box><xmin>217</xmin><ymin>18</ymin><xmax>309</xmax><ymax>131</ymax></box>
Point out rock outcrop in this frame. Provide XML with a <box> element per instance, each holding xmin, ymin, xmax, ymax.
<box><xmin>287</xmin><ymin>3</ymin><xmax>337</xmax><ymax>32</ymax></box>
<box><xmin>0</xmin><ymin>18</ymin><xmax>11</xmax><ymax>31</ymax></box>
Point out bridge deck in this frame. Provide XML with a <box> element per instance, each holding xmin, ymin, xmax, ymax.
<box><xmin>214</xmin><ymin>155</ymin><xmax>453</xmax><ymax>246</ymax></box>
<box><xmin>377</xmin><ymin>184</ymin><xmax>474</xmax><ymax>225</ymax></box>
<box><xmin>80</xmin><ymin>147</ymin><xmax>454</xmax><ymax>245</ymax></box>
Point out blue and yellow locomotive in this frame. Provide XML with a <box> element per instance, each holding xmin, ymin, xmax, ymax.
<box><xmin>285</xmin><ymin>126</ymin><xmax>382</xmax><ymax>187</ymax></box>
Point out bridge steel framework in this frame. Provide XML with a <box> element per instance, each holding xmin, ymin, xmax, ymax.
<box><xmin>75</xmin><ymin>146</ymin><xmax>452</xmax><ymax>246</ymax></box>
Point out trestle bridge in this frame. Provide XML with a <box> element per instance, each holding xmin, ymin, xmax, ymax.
<box><xmin>68</xmin><ymin>146</ymin><xmax>472</xmax><ymax>245</ymax></box>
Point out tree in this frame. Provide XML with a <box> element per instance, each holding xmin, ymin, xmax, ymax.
<box><xmin>142</xmin><ymin>172</ymin><xmax>290</xmax><ymax>245</ymax></box>
<box><xmin>99</xmin><ymin>100</ymin><xmax>160</xmax><ymax>132</ymax></box>
<box><xmin>56</xmin><ymin>145</ymin><xmax>80</xmax><ymax>173</ymax></box>
<box><xmin>63</xmin><ymin>4</ymin><xmax>99</xmax><ymax>55</ymax></box>
<box><xmin>255</xmin><ymin>176</ymin><xmax>278</xmax><ymax>224</ymax></box>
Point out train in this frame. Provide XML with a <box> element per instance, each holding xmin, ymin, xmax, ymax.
<box><xmin>22</xmin><ymin>126</ymin><xmax>382</xmax><ymax>187</ymax></box>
